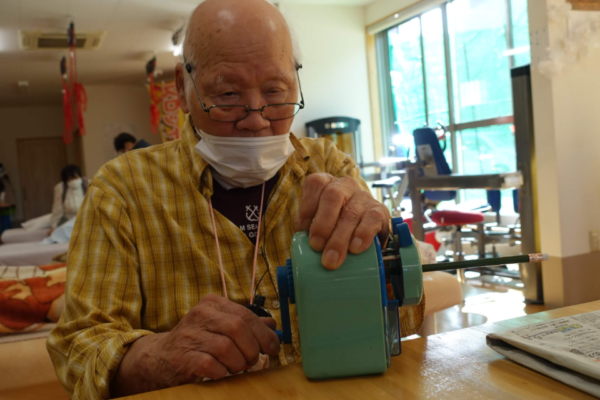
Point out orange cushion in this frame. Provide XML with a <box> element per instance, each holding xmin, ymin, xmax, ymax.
<box><xmin>0</xmin><ymin>264</ymin><xmax>66</xmax><ymax>334</ymax></box>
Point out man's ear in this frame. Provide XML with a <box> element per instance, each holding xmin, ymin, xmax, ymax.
<box><xmin>175</xmin><ymin>63</ymin><xmax>191</xmax><ymax>114</ymax></box>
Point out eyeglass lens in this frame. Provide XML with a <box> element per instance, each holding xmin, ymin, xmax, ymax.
<box><xmin>209</xmin><ymin>104</ymin><xmax>301</xmax><ymax>122</ymax></box>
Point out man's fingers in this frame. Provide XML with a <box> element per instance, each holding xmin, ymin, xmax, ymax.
<box><xmin>209</xmin><ymin>313</ymin><xmax>262</xmax><ymax>366</ymax></box>
<box><xmin>199</xmin><ymin>332</ymin><xmax>249</xmax><ymax>374</ymax></box>
<box><xmin>260</xmin><ymin>317</ymin><xmax>277</xmax><ymax>330</ymax></box>
<box><xmin>209</xmin><ymin>297</ymin><xmax>280</xmax><ymax>357</ymax></box>
<box><xmin>296</xmin><ymin>173</ymin><xmax>334</xmax><ymax>232</ymax></box>
<box><xmin>191</xmin><ymin>295</ymin><xmax>264</xmax><ymax>365</ymax></box>
<box><xmin>170</xmin><ymin>295</ymin><xmax>281</xmax><ymax>385</ymax></box>
<box><xmin>320</xmin><ymin>192</ymin><xmax>369</xmax><ymax>269</ymax></box>
<box><xmin>308</xmin><ymin>177</ymin><xmax>359</xmax><ymax>252</ymax></box>
<box><xmin>190</xmin><ymin>353</ymin><xmax>228</xmax><ymax>381</ymax></box>
<box><xmin>241</xmin><ymin>310</ymin><xmax>281</xmax><ymax>356</ymax></box>
<box><xmin>349</xmin><ymin>204</ymin><xmax>390</xmax><ymax>254</ymax></box>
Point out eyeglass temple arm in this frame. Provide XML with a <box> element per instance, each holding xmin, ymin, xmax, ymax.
<box><xmin>296</xmin><ymin>64</ymin><xmax>305</xmax><ymax>108</ymax></box>
<box><xmin>184</xmin><ymin>59</ymin><xmax>210</xmax><ymax>111</ymax></box>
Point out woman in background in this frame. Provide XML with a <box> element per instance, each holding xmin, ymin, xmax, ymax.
<box><xmin>49</xmin><ymin>165</ymin><xmax>88</xmax><ymax>233</ymax></box>
<box><xmin>0</xmin><ymin>163</ymin><xmax>16</xmax><ymax>236</ymax></box>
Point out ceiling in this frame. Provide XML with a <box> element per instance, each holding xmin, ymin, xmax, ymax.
<box><xmin>0</xmin><ymin>0</ymin><xmax>375</xmax><ymax>107</ymax></box>
<box><xmin>280</xmin><ymin>0</ymin><xmax>375</xmax><ymax>4</ymax></box>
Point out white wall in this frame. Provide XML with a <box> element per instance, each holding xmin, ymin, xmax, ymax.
<box><xmin>82</xmin><ymin>85</ymin><xmax>162</xmax><ymax>177</ymax></box>
<box><xmin>81</xmin><ymin>6</ymin><xmax>377</xmax><ymax>173</ymax></box>
<box><xmin>0</xmin><ymin>106</ymin><xmax>63</xmax><ymax>221</ymax></box>
<box><xmin>0</xmin><ymin>87</ymin><xmax>164</xmax><ymax>220</ymax></box>
<box><xmin>366</xmin><ymin>0</ymin><xmax>418</xmax><ymax>25</ymax></box>
<box><xmin>529</xmin><ymin>5</ymin><xmax>600</xmax><ymax>259</ymax></box>
<box><xmin>281</xmin><ymin>4</ymin><xmax>375</xmax><ymax>163</ymax></box>
<box><xmin>551</xmin><ymin>50</ymin><xmax>600</xmax><ymax>257</ymax></box>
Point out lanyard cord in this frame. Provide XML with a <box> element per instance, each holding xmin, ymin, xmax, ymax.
<box><xmin>208</xmin><ymin>182</ymin><xmax>266</xmax><ymax>304</ymax></box>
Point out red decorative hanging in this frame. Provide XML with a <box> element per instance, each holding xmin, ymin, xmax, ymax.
<box><xmin>60</xmin><ymin>21</ymin><xmax>86</xmax><ymax>144</ymax></box>
<box><xmin>146</xmin><ymin>56</ymin><xmax>160</xmax><ymax>134</ymax></box>
<box><xmin>60</xmin><ymin>56</ymin><xmax>74</xmax><ymax>145</ymax></box>
<box><xmin>74</xmin><ymin>83</ymin><xmax>87</xmax><ymax>137</ymax></box>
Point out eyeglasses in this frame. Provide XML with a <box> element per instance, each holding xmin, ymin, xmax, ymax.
<box><xmin>184</xmin><ymin>61</ymin><xmax>305</xmax><ymax>123</ymax></box>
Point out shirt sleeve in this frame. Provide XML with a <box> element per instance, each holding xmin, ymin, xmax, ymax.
<box><xmin>320</xmin><ymin>139</ymin><xmax>370</xmax><ymax>192</ymax></box>
<box><xmin>46</xmin><ymin>182</ymin><xmax>154</xmax><ymax>400</ymax></box>
<box><xmin>49</xmin><ymin>183</ymin><xmax>64</xmax><ymax>229</ymax></box>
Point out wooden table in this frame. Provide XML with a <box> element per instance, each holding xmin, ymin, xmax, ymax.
<box><xmin>123</xmin><ymin>301</ymin><xmax>600</xmax><ymax>399</ymax></box>
<box><xmin>0</xmin><ymin>334</ymin><xmax>69</xmax><ymax>400</ymax></box>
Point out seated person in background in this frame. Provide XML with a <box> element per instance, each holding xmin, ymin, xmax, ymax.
<box><xmin>49</xmin><ymin>165</ymin><xmax>88</xmax><ymax>234</ymax></box>
<box><xmin>114</xmin><ymin>132</ymin><xmax>152</xmax><ymax>154</ymax></box>
<box><xmin>0</xmin><ymin>164</ymin><xmax>15</xmax><ymax>207</ymax></box>
<box><xmin>0</xmin><ymin>164</ymin><xmax>6</xmax><ymax>203</ymax></box>
<box><xmin>0</xmin><ymin>163</ymin><xmax>16</xmax><ymax>236</ymax></box>
<box><xmin>47</xmin><ymin>1</ymin><xmax>424</xmax><ymax>398</ymax></box>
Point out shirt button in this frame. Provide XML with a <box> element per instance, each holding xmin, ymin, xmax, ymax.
<box><xmin>258</xmin><ymin>247</ymin><xmax>263</xmax><ymax>254</ymax></box>
<box><xmin>272</xmin><ymin>300</ymin><xmax>280</xmax><ymax>309</ymax></box>
<box><xmin>286</xmin><ymin>355</ymin><xmax>295</xmax><ymax>363</ymax></box>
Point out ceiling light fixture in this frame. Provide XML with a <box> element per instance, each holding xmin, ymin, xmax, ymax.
<box><xmin>172</xmin><ymin>24</ymin><xmax>185</xmax><ymax>57</ymax></box>
<box><xmin>173</xmin><ymin>44</ymin><xmax>183</xmax><ymax>57</ymax></box>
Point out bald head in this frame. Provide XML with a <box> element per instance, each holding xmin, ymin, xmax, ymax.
<box><xmin>183</xmin><ymin>0</ymin><xmax>297</xmax><ymax>71</ymax></box>
<box><xmin>175</xmin><ymin>0</ymin><xmax>303</xmax><ymax>138</ymax></box>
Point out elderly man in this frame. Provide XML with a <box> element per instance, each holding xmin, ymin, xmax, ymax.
<box><xmin>47</xmin><ymin>0</ymin><xmax>424</xmax><ymax>398</ymax></box>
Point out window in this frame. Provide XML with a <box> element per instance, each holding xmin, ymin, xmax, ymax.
<box><xmin>378</xmin><ymin>0</ymin><xmax>530</xmax><ymax>212</ymax></box>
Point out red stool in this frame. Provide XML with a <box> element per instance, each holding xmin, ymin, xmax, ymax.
<box><xmin>430</xmin><ymin>210</ymin><xmax>485</xmax><ymax>282</ymax></box>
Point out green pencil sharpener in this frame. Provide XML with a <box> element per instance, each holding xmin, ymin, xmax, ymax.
<box><xmin>274</xmin><ymin>217</ymin><xmax>423</xmax><ymax>379</ymax></box>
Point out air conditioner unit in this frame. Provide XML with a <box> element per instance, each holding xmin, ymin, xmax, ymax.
<box><xmin>18</xmin><ymin>31</ymin><xmax>106</xmax><ymax>50</ymax></box>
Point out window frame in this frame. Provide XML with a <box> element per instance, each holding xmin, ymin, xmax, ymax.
<box><xmin>377</xmin><ymin>0</ymin><xmax>519</xmax><ymax>176</ymax></box>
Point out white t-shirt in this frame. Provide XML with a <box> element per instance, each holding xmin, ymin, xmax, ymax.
<box><xmin>50</xmin><ymin>179</ymin><xmax>86</xmax><ymax>229</ymax></box>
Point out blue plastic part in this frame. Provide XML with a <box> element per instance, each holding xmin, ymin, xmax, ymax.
<box><xmin>391</xmin><ymin>216</ymin><xmax>404</xmax><ymax>228</ymax></box>
<box><xmin>388</xmin><ymin>299</ymin><xmax>401</xmax><ymax>356</ymax></box>
<box><xmin>287</xmin><ymin>259</ymin><xmax>296</xmax><ymax>304</ymax></box>
<box><xmin>391</xmin><ymin>219</ymin><xmax>402</xmax><ymax>237</ymax></box>
<box><xmin>396</xmin><ymin>223</ymin><xmax>413</xmax><ymax>248</ymax></box>
<box><xmin>374</xmin><ymin>237</ymin><xmax>388</xmax><ymax>308</ymax></box>
<box><xmin>276</xmin><ymin>263</ymin><xmax>293</xmax><ymax>344</ymax></box>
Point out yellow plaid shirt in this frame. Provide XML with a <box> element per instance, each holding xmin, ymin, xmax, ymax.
<box><xmin>47</xmin><ymin>118</ymin><xmax>424</xmax><ymax>399</ymax></box>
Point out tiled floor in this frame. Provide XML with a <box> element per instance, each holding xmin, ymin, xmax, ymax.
<box><xmin>431</xmin><ymin>276</ymin><xmax>549</xmax><ymax>335</ymax></box>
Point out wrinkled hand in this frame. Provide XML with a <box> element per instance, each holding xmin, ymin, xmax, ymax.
<box><xmin>156</xmin><ymin>294</ymin><xmax>280</xmax><ymax>383</ymax></box>
<box><xmin>296</xmin><ymin>173</ymin><xmax>390</xmax><ymax>270</ymax></box>
<box><xmin>112</xmin><ymin>294</ymin><xmax>280</xmax><ymax>396</ymax></box>
<box><xmin>111</xmin><ymin>293</ymin><xmax>281</xmax><ymax>396</ymax></box>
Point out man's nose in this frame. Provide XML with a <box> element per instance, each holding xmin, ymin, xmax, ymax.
<box><xmin>236</xmin><ymin>101</ymin><xmax>271</xmax><ymax>131</ymax></box>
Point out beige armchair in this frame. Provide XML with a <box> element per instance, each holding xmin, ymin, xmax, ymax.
<box><xmin>419</xmin><ymin>271</ymin><xmax>463</xmax><ymax>336</ymax></box>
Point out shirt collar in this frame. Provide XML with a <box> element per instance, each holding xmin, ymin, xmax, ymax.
<box><xmin>180</xmin><ymin>115</ymin><xmax>310</xmax><ymax>197</ymax></box>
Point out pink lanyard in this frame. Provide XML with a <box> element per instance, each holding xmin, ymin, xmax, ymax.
<box><xmin>208</xmin><ymin>183</ymin><xmax>266</xmax><ymax>305</ymax></box>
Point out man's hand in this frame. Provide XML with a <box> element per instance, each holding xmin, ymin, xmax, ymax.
<box><xmin>111</xmin><ymin>294</ymin><xmax>280</xmax><ymax>397</ymax></box>
<box><xmin>296</xmin><ymin>173</ymin><xmax>390</xmax><ymax>270</ymax></box>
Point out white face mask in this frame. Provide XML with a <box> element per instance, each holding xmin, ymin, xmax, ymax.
<box><xmin>67</xmin><ymin>178</ymin><xmax>82</xmax><ymax>189</ymax></box>
<box><xmin>194</xmin><ymin>129</ymin><xmax>296</xmax><ymax>189</ymax></box>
